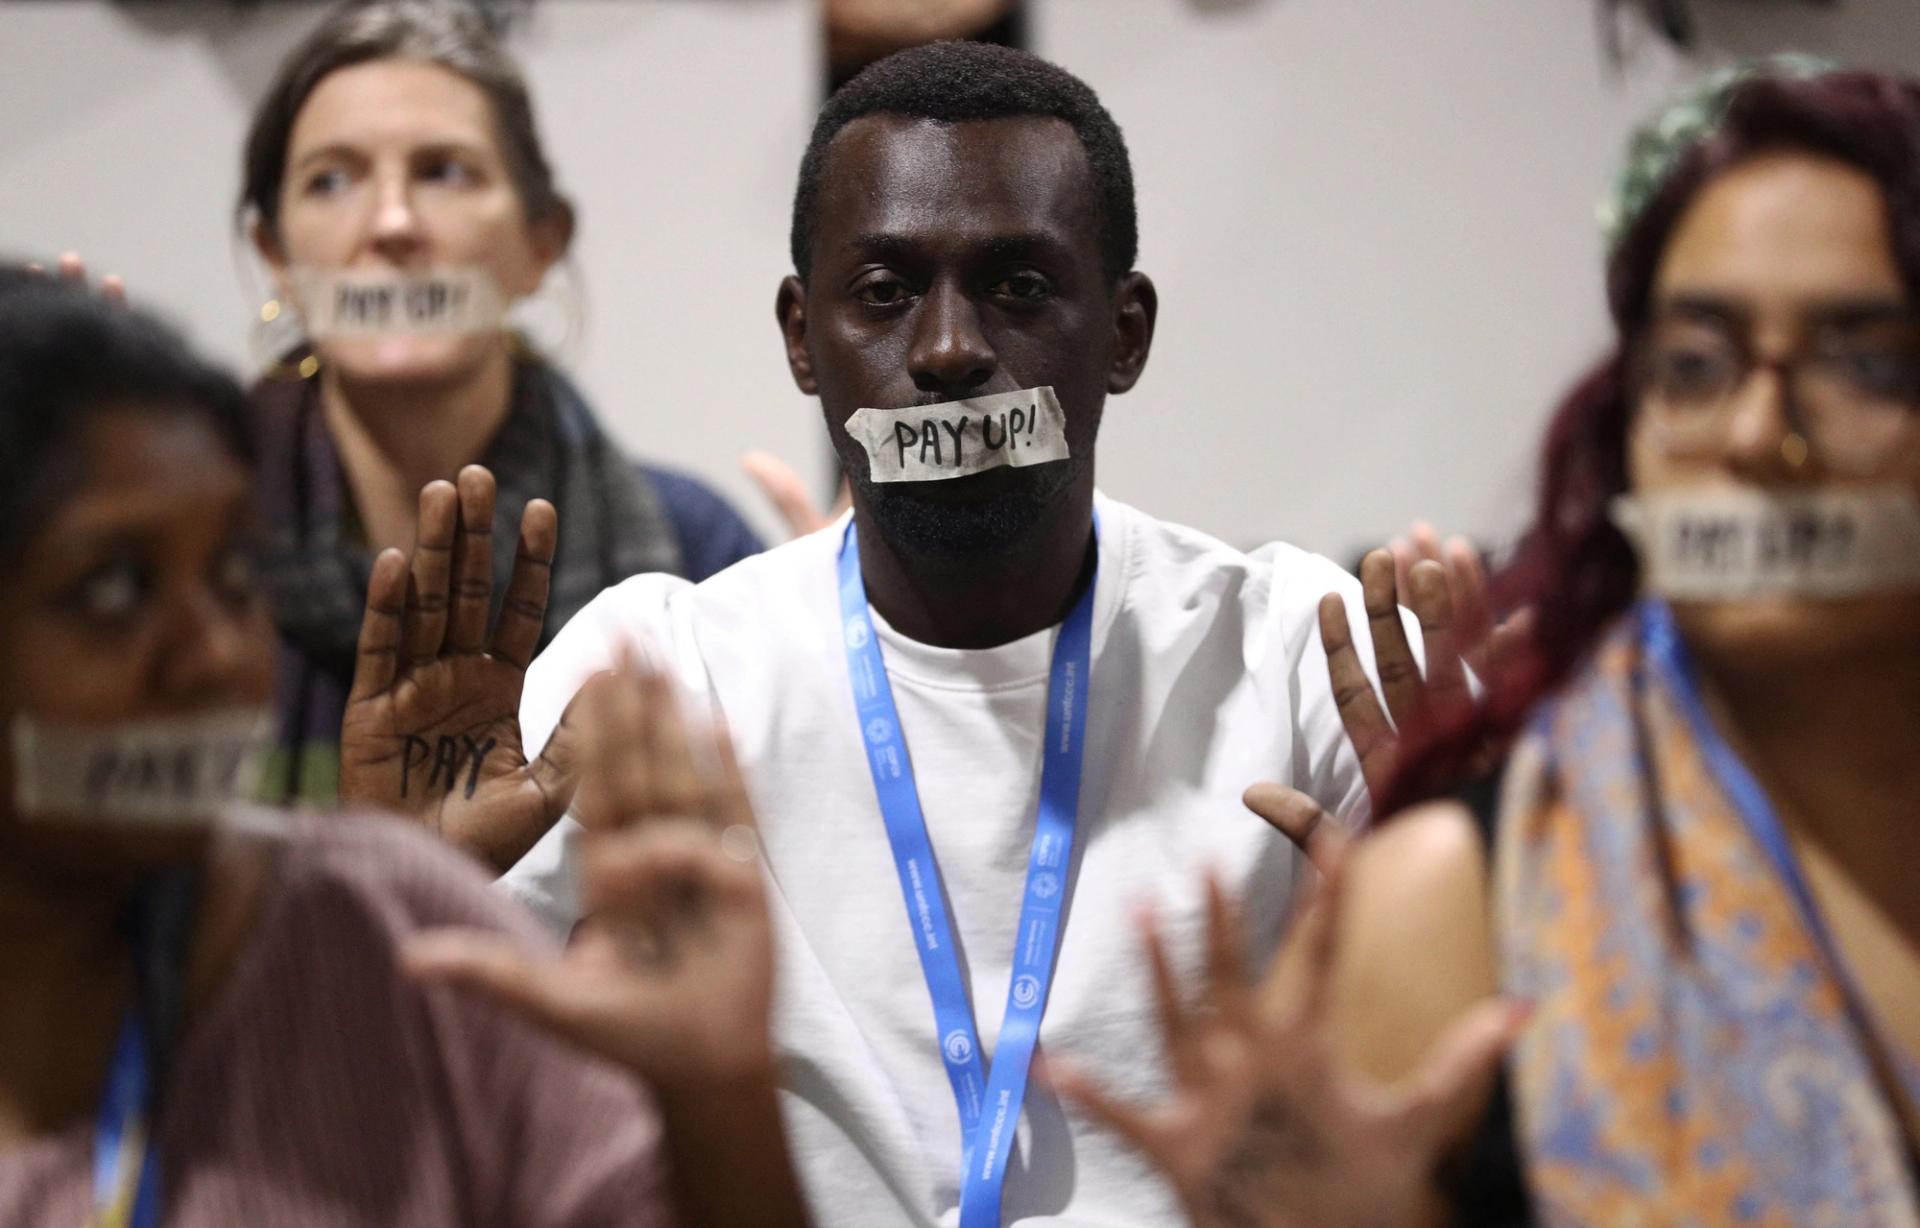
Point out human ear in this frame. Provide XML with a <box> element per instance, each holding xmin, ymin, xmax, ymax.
<box><xmin>251</xmin><ymin>218</ymin><xmax>296</xmax><ymax>304</ymax></box>
<box><xmin>517</xmin><ymin>200</ymin><xmax>575</xmax><ymax>297</ymax></box>
<box><xmin>1106</xmin><ymin>272</ymin><xmax>1157</xmax><ymax>395</ymax></box>
<box><xmin>776</xmin><ymin>275</ymin><xmax>818</xmax><ymax>396</ymax></box>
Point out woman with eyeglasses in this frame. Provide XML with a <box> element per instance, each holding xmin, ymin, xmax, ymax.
<box><xmin>1049</xmin><ymin>65</ymin><xmax>1920</xmax><ymax>1228</ymax></box>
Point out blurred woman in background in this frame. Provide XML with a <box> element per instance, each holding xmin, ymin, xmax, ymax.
<box><xmin>241</xmin><ymin>0</ymin><xmax>762</xmax><ymax>806</ymax></box>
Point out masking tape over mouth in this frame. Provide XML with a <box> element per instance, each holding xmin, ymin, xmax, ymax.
<box><xmin>290</xmin><ymin>266</ymin><xmax>507</xmax><ymax>339</ymax></box>
<box><xmin>844</xmin><ymin>386</ymin><xmax>1070</xmax><ymax>483</ymax></box>
<box><xmin>1611</xmin><ymin>486</ymin><xmax>1920</xmax><ymax>600</ymax></box>
<box><xmin>12</xmin><ymin>707</ymin><xmax>277</xmax><ymax>828</ymax></box>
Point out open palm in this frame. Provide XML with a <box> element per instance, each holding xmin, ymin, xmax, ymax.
<box><xmin>406</xmin><ymin>663</ymin><xmax>775</xmax><ymax>1089</ymax></box>
<box><xmin>1242</xmin><ymin>540</ymin><xmax>1536</xmax><ymax>852</ymax></box>
<box><xmin>1050</xmin><ymin>848</ymin><xmax>1520</xmax><ymax>1228</ymax></box>
<box><xmin>339</xmin><ymin>466</ymin><xmax>580</xmax><ymax>870</ymax></box>
<box><xmin>405</xmin><ymin>664</ymin><xmax>806</xmax><ymax>1228</ymax></box>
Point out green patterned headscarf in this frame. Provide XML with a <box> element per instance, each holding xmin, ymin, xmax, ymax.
<box><xmin>1598</xmin><ymin>54</ymin><xmax>1835</xmax><ymax>252</ymax></box>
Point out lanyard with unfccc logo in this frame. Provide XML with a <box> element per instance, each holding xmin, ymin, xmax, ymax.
<box><xmin>836</xmin><ymin>516</ymin><xmax>1096</xmax><ymax>1228</ymax></box>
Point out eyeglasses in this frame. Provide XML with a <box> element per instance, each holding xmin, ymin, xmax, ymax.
<box><xmin>1630</xmin><ymin>311</ymin><xmax>1920</xmax><ymax>473</ymax></box>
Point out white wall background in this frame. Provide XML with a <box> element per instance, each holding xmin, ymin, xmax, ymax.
<box><xmin>3</xmin><ymin>0</ymin><xmax>1918</xmax><ymax>559</ymax></box>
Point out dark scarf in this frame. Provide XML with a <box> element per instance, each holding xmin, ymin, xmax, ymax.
<box><xmin>250</xmin><ymin>358</ymin><xmax>684</xmax><ymax>802</ymax></box>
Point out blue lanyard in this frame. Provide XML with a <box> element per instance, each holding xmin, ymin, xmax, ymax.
<box><xmin>1639</xmin><ymin>598</ymin><xmax>1920</xmax><ymax>1110</ymax></box>
<box><xmin>837</xmin><ymin>517</ymin><xmax>1096</xmax><ymax>1228</ymax></box>
<box><xmin>92</xmin><ymin>1009</ymin><xmax>160</xmax><ymax>1228</ymax></box>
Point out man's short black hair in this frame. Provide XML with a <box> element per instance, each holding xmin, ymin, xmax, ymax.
<box><xmin>789</xmin><ymin>41</ymin><xmax>1138</xmax><ymax>285</ymax></box>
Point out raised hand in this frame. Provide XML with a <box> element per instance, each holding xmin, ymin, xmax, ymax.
<box><xmin>1276</xmin><ymin>537</ymin><xmax>1533</xmax><ymax>836</ymax></box>
<box><xmin>740</xmin><ymin>450</ymin><xmax>850</xmax><ymax>539</ymax></box>
<box><xmin>405</xmin><ymin>663</ymin><xmax>775</xmax><ymax>1086</ymax></box>
<box><xmin>1322</xmin><ymin>547</ymin><xmax>1476</xmax><ymax>801</ymax></box>
<box><xmin>1386</xmin><ymin>525</ymin><xmax>1527</xmax><ymax>681</ymax></box>
<box><xmin>1048</xmin><ymin>852</ymin><xmax>1520</xmax><ymax>1228</ymax></box>
<box><xmin>404</xmin><ymin>665</ymin><xmax>806</xmax><ymax>1228</ymax></box>
<box><xmin>23</xmin><ymin>251</ymin><xmax>127</xmax><ymax>302</ymax></box>
<box><xmin>339</xmin><ymin>464</ymin><xmax>579</xmax><ymax>872</ymax></box>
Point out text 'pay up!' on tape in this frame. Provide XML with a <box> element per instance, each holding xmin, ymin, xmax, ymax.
<box><xmin>844</xmin><ymin>387</ymin><xmax>1070</xmax><ymax>483</ymax></box>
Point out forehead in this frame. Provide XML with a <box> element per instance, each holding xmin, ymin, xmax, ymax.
<box><xmin>290</xmin><ymin>58</ymin><xmax>497</xmax><ymax>151</ymax></box>
<box><xmin>50</xmin><ymin>411</ymin><xmax>248</xmax><ymax>533</ymax></box>
<box><xmin>812</xmin><ymin>114</ymin><xmax>1099</xmax><ymax>257</ymax></box>
<box><xmin>1655</xmin><ymin>152</ymin><xmax>1907</xmax><ymax>309</ymax></box>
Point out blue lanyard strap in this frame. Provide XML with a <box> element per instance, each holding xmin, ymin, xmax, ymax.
<box><xmin>1638</xmin><ymin>598</ymin><xmax>1920</xmax><ymax>1109</ymax></box>
<box><xmin>91</xmin><ymin>866</ymin><xmax>193</xmax><ymax>1228</ymax></box>
<box><xmin>91</xmin><ymin>1010</ymin><xmax>160</xmax><ymax>1228</ymax></box>
<box><xmin>837</xmin><ymin>516</ymin><xmax>1097</xmax><ymax>1228</ymax></box>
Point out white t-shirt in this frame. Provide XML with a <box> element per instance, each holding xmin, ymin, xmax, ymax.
<box><xmin>503</xmin><ymin>492</ymin><xmax>1401</xmax><ymax>1226</ymax></box>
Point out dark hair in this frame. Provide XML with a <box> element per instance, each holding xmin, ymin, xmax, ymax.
<box><xmin>789</xmin><ymin>40</ymin><xmax>1138</xmax><ymax>284</ymax></box>
<box><xmin>0</xmin><ymin>272</ymin><xmax>253</xmax><ymax>572</ymax></box>
<box><xmin>1385</xmin><ymin>69</ymin><xmax>1920</xmax><ymax>811</ymax></box>
<box><xmin>240</xmin><ymin>0</ymin><xmax>569</xmax><ymax>237</ymax></box>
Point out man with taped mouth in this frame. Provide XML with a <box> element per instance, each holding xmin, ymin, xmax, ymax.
<box><xmin>350</xmin><ymin>41</ymin><xmax>1426</xmax><ymax>1228</ymax></box>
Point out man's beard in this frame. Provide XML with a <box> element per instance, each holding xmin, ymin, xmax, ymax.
<box><xmin>851</xmin><ymin>457</ymin><xmax>1078</xmax><ymax>562</ymax></box>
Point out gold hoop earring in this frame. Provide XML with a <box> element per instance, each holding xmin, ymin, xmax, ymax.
<box><xmin>251</xmin><ymin>298</ymin><xmax>317</xmax><ymax>380</ymax></box>
<box><xmin>1781</xmin><ymin>433</ymin><xmax>1810</xmax><ymax>470</ymax></box>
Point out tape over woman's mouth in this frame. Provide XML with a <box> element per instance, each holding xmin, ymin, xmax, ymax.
<box><xmin>1611</xmin><ymin>485</ymin><xmax>1920</xmax><ymax>600</ymax></box>
<box><xmin>11</xmin><ymin>707</ymin><xmax>279</xmax><ymax>830</ymax></box>
<box><xmin>289</xmin><ymin>266</ymin><xmax>508</xmax><ymax>340</ymax></box>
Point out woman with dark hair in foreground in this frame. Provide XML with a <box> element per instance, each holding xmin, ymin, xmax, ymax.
<box><xmin>0</xmin><ymin>274</ymin><xmax>805</xmax><ymax>1227</ymax></box>
<box><xmin>1052</xmin><ymin>65</ymin><xmax>1920</xmax><ymax>1227</ymax></box>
